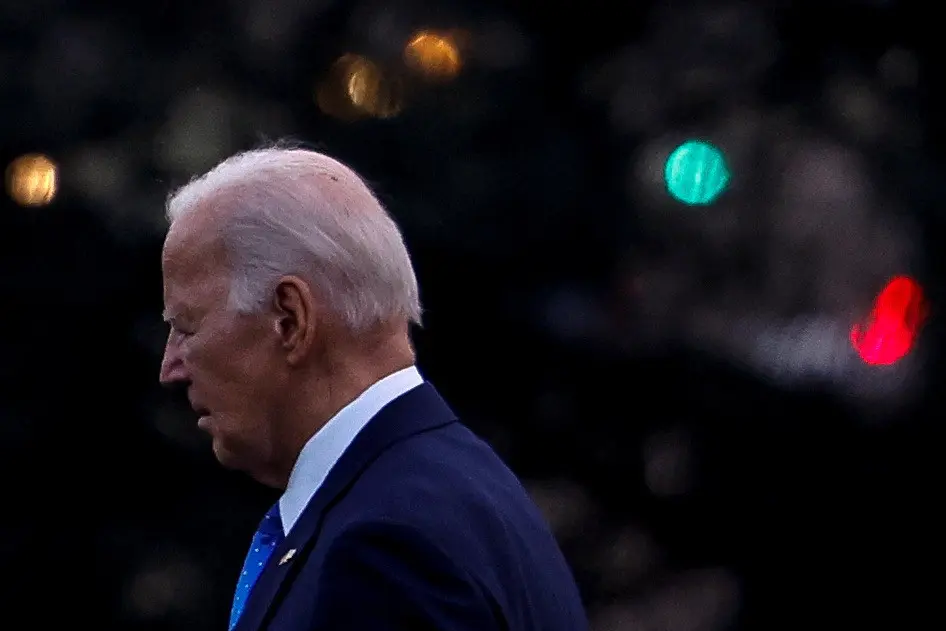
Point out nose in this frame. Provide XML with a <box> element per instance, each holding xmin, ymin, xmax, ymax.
<box><xmin>159</xmin><ymin>333</ymin><xmax>188</xmax><ymax>385</ymax></box>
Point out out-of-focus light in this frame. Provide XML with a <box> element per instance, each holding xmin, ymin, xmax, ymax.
<box><xmin>850</xmin><ymin>275</ymin><xmax>926</xmax><ymax>366</ymax></box>
<box><xmin>5</xmin><ymin>153</ymin><xmax>58</xmax><ymax>207</ymax></box>
<box><xmin>315</xmin><ymin>54</ymin><xmax>403</xmax><ymax>120</ymax></box>
<box><xmin>404</xmin><ymin>31</ymin><xmax>461</xmax><ymax>81</ymax></box>
<box><xmin>664</xmin><ymin>140</ymin><xmax>730</xmax><ymax>205</ymax></box>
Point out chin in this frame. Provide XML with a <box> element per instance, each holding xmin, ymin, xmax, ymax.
<box><xmin>212</xmin><ymin>438</ymin><xmax>283</xmax><ymax>488</ymax></box>
<box><xmin>211</xmin><ymin>436</ymin><xmax>267</xmax><ymax>483</ymax></box>
<box><xmin>210</xmin><ymin>438</ymin><xmax>244</xmax><ymax>470</ymax></box>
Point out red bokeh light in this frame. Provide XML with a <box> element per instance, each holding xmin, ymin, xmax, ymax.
<box><xmin>850</xmin><ymin>275</ymin><xmax>927</xmax><ymax>366</ymax></box>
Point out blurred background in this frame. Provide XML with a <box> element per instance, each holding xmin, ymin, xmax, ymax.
<box><xmin>0</xmin><ymin>0</ymin><xmax>941</xmax><ymax>629</ymax></box>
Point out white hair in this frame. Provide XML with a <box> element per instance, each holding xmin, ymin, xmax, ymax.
<box><xmin>165</xmin><ymin>146</ymin><xmax>422</xmax><ymax>332</ymax></box>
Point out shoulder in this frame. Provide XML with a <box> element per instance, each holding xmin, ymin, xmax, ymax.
<box><xmin>364</xmin><ymin>418</ymin><xmax>514</xmax><ymax>491</ymax></box>
<box><xmin>343</xmin><ymin>419</ymin><xmax>527</xmax><ymax>523</ymax></box>
<box><xmin>325</xmin><ymin>419</ymin><xmax>550</xmax><ymax>567</ymax></box>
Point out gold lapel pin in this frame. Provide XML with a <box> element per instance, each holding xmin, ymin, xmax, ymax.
<box><xmin>278</xmin><ymin>549</ymin><xmax>297</xmax><ymax>565</ymax></box>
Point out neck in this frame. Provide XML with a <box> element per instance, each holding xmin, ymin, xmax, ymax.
<box><xmin>265</xmin><ymin>329</ymin><xmax>415</xmax><ymax>488</ymax></box>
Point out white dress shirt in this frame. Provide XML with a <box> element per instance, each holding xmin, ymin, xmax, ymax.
<box><xmin>277</xmin><ymin>366</ymin><xmax>425</xmax><ymax>535</ymax></box>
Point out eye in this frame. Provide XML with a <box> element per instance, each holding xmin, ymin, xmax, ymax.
<box><xmin>167</xmin><ymin>320</ymin><xmax>194</xmax><ymax>338</ymax></box>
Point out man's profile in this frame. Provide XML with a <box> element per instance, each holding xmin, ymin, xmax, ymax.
<box><xmin>159</xmin><ymin>145</ymin><xmax>588</xmax><ymax>631</ymax></box>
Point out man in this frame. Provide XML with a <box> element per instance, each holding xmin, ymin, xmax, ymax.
<box><xmin>159</xmin><ymin>146</ymin><xmax>589</xmax><ymax>631</ymax></box>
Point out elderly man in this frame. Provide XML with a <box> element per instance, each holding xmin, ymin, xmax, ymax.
<box><xmin>159</xmin><ymin>146</ymin><xmax>588</xmax><ymax>631</ymax></box>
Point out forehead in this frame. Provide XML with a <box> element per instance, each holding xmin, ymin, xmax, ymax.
<box><xmin>162</xmin><ymin>216</ymin><xmax>230</xmax><ymax>314</ymax></box>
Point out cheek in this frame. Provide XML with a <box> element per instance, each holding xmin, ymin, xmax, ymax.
<box><xmin>208</xmin><ymin>340</ymin><xmax>277</xmax><ymax>388</ymax></box>
<box><xmin>193</xmin><ymin>320</ymin><xmax>280</xmax><ymax>390</ymax></box>
<box><xmin>185</xmin><ymin>337</ymin><xmax>235</xmax><ymax>381</ymax></box>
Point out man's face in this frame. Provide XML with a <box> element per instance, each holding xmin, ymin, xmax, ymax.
<box><xmin>159</xmin><ymin>221</ymin><xmax>287</xmax><ymax>478</ymax></box>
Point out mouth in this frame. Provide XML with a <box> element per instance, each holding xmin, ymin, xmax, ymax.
<box><xmin>191</xmin><ymin>404</ymin><xmax>212</xmax><ymax>428</ymax></box>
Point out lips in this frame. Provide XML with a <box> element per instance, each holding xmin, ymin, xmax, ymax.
<box><xmin>189</xmin><ymin>398</ymin><xmax>211</xmax><ymax>424</ymax></box>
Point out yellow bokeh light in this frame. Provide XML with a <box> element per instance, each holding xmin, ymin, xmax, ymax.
<box><xmin>5</xmin><ymin>153</ymin><xmax>58</xmax><ymax>207</ymax></box>
<box><xmin>404</xmin><ymin>31</ymin><xmax>461</xmax><ymax>81</ymax></box>
<box><xmin>315</xmin><ymin>54</ymin><xmax>403</xmax><ymax>120</ymax></box>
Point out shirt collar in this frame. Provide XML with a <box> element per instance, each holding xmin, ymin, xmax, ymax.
<box><xmin>278</xmin><ymin>365</ymin><xmax>424</xmax><ymax>534</ymax></box>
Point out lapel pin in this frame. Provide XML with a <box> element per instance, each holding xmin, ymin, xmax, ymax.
<box><xmin>279</xmin><ymin>548</ymin><xmax>297</xmax><ymax>565</ymax></box>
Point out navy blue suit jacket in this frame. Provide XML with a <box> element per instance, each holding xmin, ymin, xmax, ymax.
<box><xmin>234</xmin><ymin>383</ymin><xmax>588</xmax><ymax>631</ymax></box>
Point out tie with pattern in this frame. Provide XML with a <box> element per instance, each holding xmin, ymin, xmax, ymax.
<box><xmin>229</xmin><ymin>503</ymin><xmax>285</xmax><ymax>630</ymax></box>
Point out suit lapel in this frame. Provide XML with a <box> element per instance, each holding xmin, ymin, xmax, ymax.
<box><xmin>235</xmin><ymin>382</ymin><xmax>458</xmax><ymax>631</ymax></box>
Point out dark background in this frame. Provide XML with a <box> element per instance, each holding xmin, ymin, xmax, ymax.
<box><xmin>0</xmin><ymin>0</ymin><xmax>940</xmax><ymax>629</ymax></box>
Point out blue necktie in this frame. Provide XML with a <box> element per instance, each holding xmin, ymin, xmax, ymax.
<box><xmin>229</xmin><ymin>504</ymin><xmax>285</xmax><ymax>630</ymax></box>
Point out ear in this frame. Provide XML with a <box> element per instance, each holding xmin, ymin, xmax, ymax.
<box><xmin>271</xmin><ymin>275</ymin><xmax>318</xmax><ymax>366</ymax></box>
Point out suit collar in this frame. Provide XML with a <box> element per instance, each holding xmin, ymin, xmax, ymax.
<box><xmin>235</xmin><ymin>382</ymin><xmax>458</xmax><ymax>631</ymax></box>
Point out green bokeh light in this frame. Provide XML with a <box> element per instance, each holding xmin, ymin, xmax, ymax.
<box><xmin>664</xmin><ymin>140</ymin><xmax>730</xmax><ymax>205</ymax></box>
